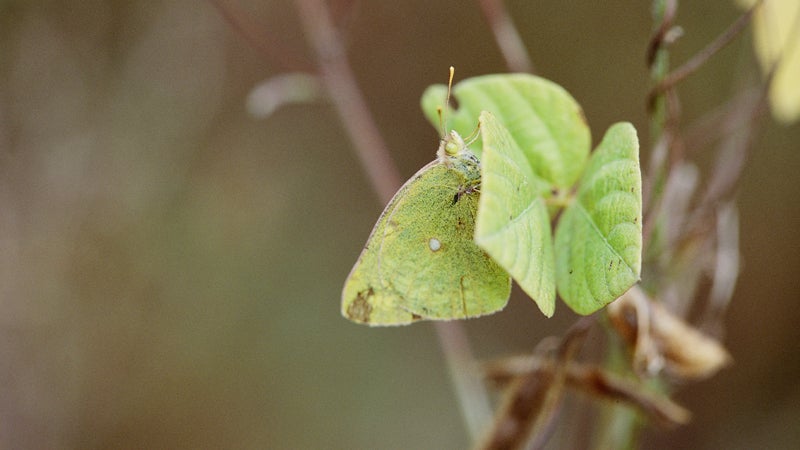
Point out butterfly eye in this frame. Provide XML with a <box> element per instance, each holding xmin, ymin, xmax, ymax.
<box><xmin>443</xmin><ymin>130</ymin><xmax>467</xmax><ymax>157</ymax></box>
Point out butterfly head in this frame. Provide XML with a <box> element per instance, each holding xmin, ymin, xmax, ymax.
<box><xmin>438</xmin><ymin>130</ymin><xmax>465</xmax><ymax>157</ymax></box>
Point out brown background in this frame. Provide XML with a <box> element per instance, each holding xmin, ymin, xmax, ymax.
<box><xmin>1</xmin><ymin>1</ymin><xmax>798</xmax><ymax>448</ymax></box>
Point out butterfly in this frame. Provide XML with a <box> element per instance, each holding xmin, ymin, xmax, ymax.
<box><xmin>341</xmin><ymin>130</ymin><xmax>511</xmax><ymax>326</ymax></box>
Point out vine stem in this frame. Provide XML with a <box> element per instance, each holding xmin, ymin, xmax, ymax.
<box><xmin>210</xmin><ymin>0</ymin><xmax>313</xmax><ymax>71</ymax></box>
<box><xmin>591</xmin><ymin>2</ymin><xmax>680</xmax><ymax>448</ymax></box>
<box><xmin>477</xmin><ymin>0</ymin><xmax>535</xmax><ymax>73</ymax></box>
<box><xmin>293</xmin><ymin>0</ymin><xmax>401</xmax><ymax>202</ymax></box>
<box><xmin>292</xmin><ymin>0</ymin><xmax>492</xmax><ymax>442</ymax></box>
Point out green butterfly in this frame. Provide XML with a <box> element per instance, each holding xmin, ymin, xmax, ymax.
<box><xmin>341</xmin><ymin>131</ymin><xmax>511</xmax><ymax>326</ymax></box>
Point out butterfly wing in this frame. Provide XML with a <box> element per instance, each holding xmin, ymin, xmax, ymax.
<box><xmin>341</xmin><ymin>164</ymin><xmax>436</xmax><ymax>326</ymax></box>
<box><xmin>376</xmin><ymin>163</ymin><xmax>511</xmax><ymax>320</ymax></box>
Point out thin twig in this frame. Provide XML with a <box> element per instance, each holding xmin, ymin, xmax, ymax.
<box><xmin>477</xmin><ymin>318</ymin><xmax>592</xmax><ymax>450</ymax></box>
<box><xmin>293</xmin><ymin>0</ymin><xmax>402</xmax><ymax>202</ymax></box>
<box><xmin>477</xmin><ymin>0</ymin><xmax>535</xmax><ymax>73</ymax></box>
<box><xmin>703</xmin><ymin>202</ymin><xmax>739</xmax><ymax>336</ymax></box>
<box><xmin>645</xmin><ymin>0</ymin><xmax>677</xmax><ymax>68</ymax></box>
<box><xmin>435</xmin><ymin>322</ymin><xmax>494</xmax><ymax>443</ymax></box>
<box><xmin>483</xmin><ymin>354</ymin><xmax>692</xmax><ymax>428</ymax></box>
<box><xmin>682</xmin><ymin>85</ymin><xmax>764</xmax><ymax>154</ymax></box>
<box><xmin>686</xmin><ymin>79</ymin><xmax>768</xmax><ymax>235</ymax></box>
<box><xmin>643</xmin><ymin>0</ymin><xmax>678</xmax><ymax>223</ymax></box>
<box><xmin>292</xmin><ymin>0</ymin><xmax>492</xmax><ymax>442</ymax></box>
<box><xmin>644</xmin><ymin>0</ymin><xmax>763</xmax><ymax>247</ymax></box>
<box><xmin>648</xmin><ymin>2</ymin><xmax>759</xmax><ymax>105</ymax></box>
<box><xmin>210</xmin><ymin>0</ymin><xmax>314</xmax><ymax>71</ymax></box>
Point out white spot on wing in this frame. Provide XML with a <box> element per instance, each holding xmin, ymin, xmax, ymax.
<box><xmin>429</xmin><ymin>238</ymin><xmax>441</xmax><ymax>252</ymax></box>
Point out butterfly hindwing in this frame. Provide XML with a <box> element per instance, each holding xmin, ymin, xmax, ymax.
<box><xmin>341</xmin><ymin>169</ymin><xmax>424</xmax><ymax>326</ymax></box>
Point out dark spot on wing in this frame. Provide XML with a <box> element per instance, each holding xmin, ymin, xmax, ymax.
<box><xmin>347</xmin><ymin>287</ymin><xmax>374</xmax><ymax>322</ymax></box>
<box><xmin>411</xmin><ymin>312</ymin><xmax>422</xmax><ymax>320</ymax></box>
<box><xmin>569</xmin><ymin>269</ymin><xmax>574</xmax><ymax>275</ymax></box>
<box><xmin>452</xmin><ymin>192</ymin><xmax>460</xmax><ymax>205</ymax></box>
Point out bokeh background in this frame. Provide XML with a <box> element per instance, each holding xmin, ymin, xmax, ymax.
<box><xmin>1</xmin><ymin>1</ymin><xmax>798</xmax><ymax>448</ymax></box>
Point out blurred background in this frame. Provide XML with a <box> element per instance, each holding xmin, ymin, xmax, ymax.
<box><xmin>0</xmin><ymin>1</ymin><xmax>798</xmax><ymax>448</ymax></box>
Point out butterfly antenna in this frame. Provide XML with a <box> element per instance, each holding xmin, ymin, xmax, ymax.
<box><xmin>437</xmin><ymin>66</ymin><xmax>455</xmax><ymax>137</ymax></box>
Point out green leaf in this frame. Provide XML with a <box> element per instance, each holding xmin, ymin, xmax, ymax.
<box><xmin>476</xmin><ymin>111</ymin><xmax>556</xmax><ymax>316</ymax></box>
<box><xmin>555</xmin><ymin>122</ymin><xmax>642</xmax><ymax>315</ymax></box>
<box><xmin>422</xmin><ymin>73</ymin><xmax>591</xmax><ymax>190</ymax></box>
